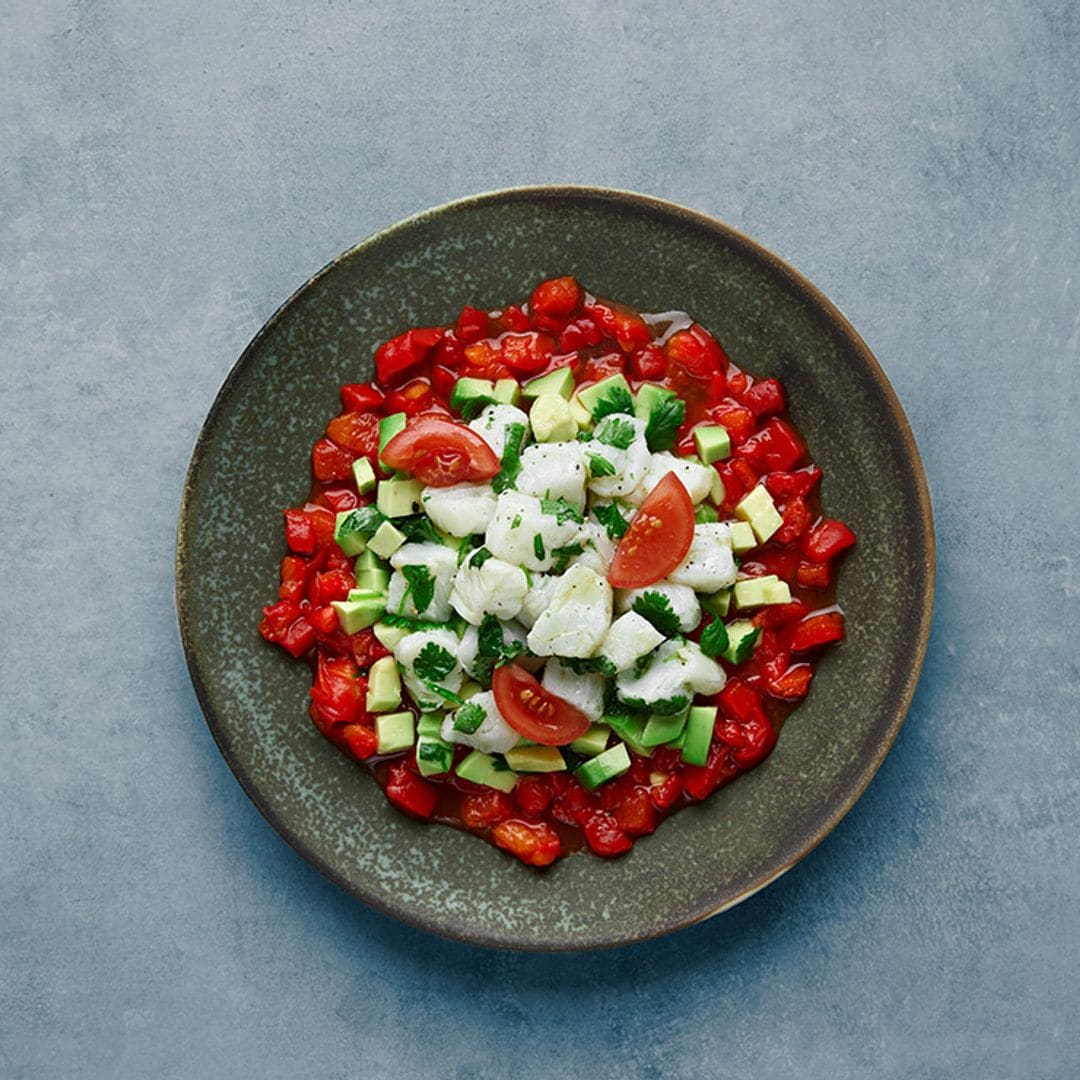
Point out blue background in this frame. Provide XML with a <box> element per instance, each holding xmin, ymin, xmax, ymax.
<box><xmin>3</xmin><ymin>2</ymin><xmax>1077</xmax><ymax>1076</ymax></box>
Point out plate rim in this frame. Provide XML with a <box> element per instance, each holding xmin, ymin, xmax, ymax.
<box><xmin>175</xmin><ymin>184</ymin><xmax>936</xmax><ymax>951</ymax></box>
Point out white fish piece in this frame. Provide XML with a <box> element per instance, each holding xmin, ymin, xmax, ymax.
<box><xmin>515</xmin><ymin>441</ymin><xmax>588</xmax><ymax>508</ymax></box>
<box><xmin>392</xmin><ymin>627</ymin><xmax>464</xmax><ymax>711</ymax></box>
<box><xmin>574</xmin><ymin>521</ymin><xmax>617</xmax><ymax>577</ymax></box>
<box><xmin>420</xmin><ymin>482</ymin><xmax>497</xmax><ymax>537</ymax></box>
<box><xmin>599</xmin><ymin>611</ymin><xmax>666</xmax><ymax>673</ymax></box>
<box><xmin>457</xmin><ymin>620</ymin><xmax>536</xmax><ymax>679</ymax></box>
<box><xmin>516</xmin><ymin>573</ymin><xmax>558</xmax><ymax>629</ymax></box>
<box><xmin>541</xmin><ymin>659</ymin><xmax>605</xmax><ymax>721</ymax></box>
<box><xmin>615</xmin><ymin>582</ymin><xmax>701</xmax><ymax>633</ymax></box>
<box><xmin>626</xmin><ymin>452</ymin><xmax>714</xmax><ymax>506</ymax></box>
<box><xmin>468</xmin><ymin>403</ymin><xmax>530</xmax><ymax>457</ymax></box>
<box><xmin>667</xmin><ymin>522</ymin><xmax>737</xmax><ymax>593</ymax></box>
<box><xmin>440</xmin><ymin>690</ymin><xmax>520</xmax><ymax>755</ymax></box>
<box><xmin>485</xmin><ymin>491</ymin><xmax>585</xmax><ymax>572</ymax></box>
<box><xmin>527</xmin><ymin>564</ymin><xmax>613</xmax><ymax>658</ymax></box>
<box><xmin>385</xmin><ymin>542</ymin><xmax>458</xmax><ymax>622</ymax></box>
<box><xmin>585</xmin><ymin>414</ymin><xmax>651</xmax><ymax>498</ymax></box>
<box><xmin>450</xmin><ymin>549</ymin><xmax>529</xmax><ymax>625</ymax></box>
<box><xmin>615</xmin><ymin>638</ymin><xmax>725</xmax><ymax>713</ymax></box>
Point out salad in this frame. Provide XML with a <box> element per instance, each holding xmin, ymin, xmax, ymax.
<box><xmin>258</xmin><ymin>277</ymin><xmax>856</xmax><ymax>866</ymax></box>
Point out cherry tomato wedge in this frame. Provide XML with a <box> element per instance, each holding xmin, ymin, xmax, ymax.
<box><xmin>607</xmin><ymin>472</ymin><xmax>694</xmax><ymax>589</ymax></box>
<box><xmin>492</xmin><ymin>663</ymin><xmax>591</xmax><ymax>746</ymax></box>
<box><xmin>380</xmin><ymin>416</ymin><xmax>500</xmax><ymax>487</ymax></box>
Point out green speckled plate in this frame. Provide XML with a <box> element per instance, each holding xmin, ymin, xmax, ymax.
<box><xmin>176</xmin><ymin>187</ymin><xmax>934</xmax><ymax>951</ymax></box>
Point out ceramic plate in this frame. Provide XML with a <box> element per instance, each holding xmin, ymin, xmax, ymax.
<box><xmin>176</xmin><ymin>187</ymin><xmax>934</xmax><ymax>950</ymax></box>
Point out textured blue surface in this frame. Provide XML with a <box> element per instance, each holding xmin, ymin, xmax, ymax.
<box><xmin>3</xmin><ymin>2</ymin><xmax>1078</xmax><ymax>1076</ymax></box>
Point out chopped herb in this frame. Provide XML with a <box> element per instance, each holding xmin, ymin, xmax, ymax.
<box><xmin>596</xmin><ymin>416</ymin><xmax>637</xmax><ymax>450</ymax></box>
<box><xmin>469</xmin><ymin>546</ymin><xmax>493</xmax><ymax>569</ymax></box>
<box><xmin>458</xmin><ymin>394</ymin><xmax>497</xmax><ymax>421</ymax></box>
<box><xmin>396</xmin><ymin>514</ymin><xmax>444</xmax><ymax>545</ymax></box>
<box><xmin>540</xmin><ymin>497</ymin><xmax>584</xmax><ymax>525</ymax></box>
<box><xmin>477</xmin><ymin>614</ymin><xmax>506</xmax><ymax>659</ymax></box>
<box><xmin>731</xmin><ymin>626</ymin><xmax>761</xmax><ymax>664</ymax></box>
<box><xmin>426</xmin><ymin>683</ymin><xmax>466</xmax><ymax>706</ymax></box>
<box><xmin>624</xmin><ymin>693</ymin><xmax>689</xmax><ymax>716</ymax></box>
<box><xmin>510</xmin><ymin>514</ymin><xmax>523</xmax><ymax>529</ymax></box>
<box><xmin>378</xmin><ymin>611</ymin><xmax>451</xmax><ymax>630</ymax></box>
<box><xmin>592</xmin><ymin>502</ymin><xmax>630</xmax><ymax>539</ymax></box>
<box><xmin>632</xmin><ymin>591</ymin><xmax>681</xmax><ymax>637</ymax></box>
<box><xmin>342</xmin><ymin>505</ymin><xmax>386</xmax><ymax>536</ymax></box>
<box><xmin>520</xmin><ymin>565</ymin><xmax>533</xmax><ymax>587</ymax></box>
<box><xmin>551</xmin><ymin>542</ymin><xmax>584</xmax><ymax>573</ymax></box>
<box><xmin>457</xmin><ymin>534</ymin><xmax>482</xmax><ymax>566</ymax></box>
<box><xmin>533</xmin><ymin>534</ymin><xmax>546</xmax><ymax>561</ymax></box>
<box><xmin>560</xmin><ymin>656</ymin><xmax>617</xmax><ymax>677</ymax></box>
<box><xmin>586</xmin><ymin>452</ymin><xmax>616</xmax><ymax>478</ymax></box>
<box><xmin>413</xmin><ymin>641</ymin><xmax>456</xmax><ymax>682</ymax></box>
<box><xmin>644</xmin><ymin>396</ymin><xmax>686</xmax><ymax>452</ymax></box>
<box><xmin>699</xmin><ymin>618</ymin><xmax>730</xmax><ymax>658</ymax></box>
<box><xmin>592</xmin><ymin>383</ymin><xmax>634</xmax><ymax>421</ymax></box>
<box><xmin>631</xmin><ymin>652</ymin><xmax>654</xmax><ymax>678</ymax></box>
<box><xmin>453</xmin><ymin>701</ymin><xmax>486</xmax><ymax>734</ymax></box>
<box><xmin>492</xmin><ymin>422</ymin><xmax>526</xmax><ymax>493</ymax></box>
<box><xmin>401</xmin><ymin>564</ymin><xmax>435</xmax><ymax>614</ymax></box>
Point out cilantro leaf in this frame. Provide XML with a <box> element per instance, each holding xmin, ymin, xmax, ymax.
<box><xmin>401</xmin><ymin>565</ymin><xmax>435</xmax><ymax>614</ymax></box>
<box><xmin>533</xmin><ymin>534</ymin><xmax>545</xmax><ymax>561</ymax></box>
<box><xmin>452</xmin><ymin>701</ymin><xmax>486</xmax><ymax>734</ymax></box>
<box><xmin>457</xmin><ymin>534</ymin><xmax>482</xmax><ymax>566</ymax></box>
<box><xmin>458</xmin><ymin>394</ymin><xmax>498</xmax><ymax>421</ymax></box>
<box><xmin>592</xmin><ymin>383</ymin><xmax>634</xmax><ymax>421</ymax></box>
<box><xmin>540</xmin><ymin>497</ymin><xmax>584</xmax><ymax>525</ymax></box>
<box><xmin>644</xmin><ymin>396</ymin><xmax>686</xmax><ymax>451</ymax></box>
<box><xmin>596</xmin><ymin>416</ymin><xmax>636</xmax><ymax>450</ymax></box>
<box><xmin>592</xmin><ymin>502</ymin><xmax>629</xmax><ymax>539</ymax></box>
<box><xmin>699</xmin><ymin>618</ymin><xmax>730</xmax><ymax>658</ymax></box>
<box><xmin>413</xmin><ymin>641</ymin><xmax>457</xmax><ymax>683</ymax></box>
<box><xmin>586</xmin><ymin>452</ymin><xmax>616</xmax><ymax>478</ymax></box>
<box><xmin>341</xmin><ymin>505</ymin><xmax>386</xmax><ymax>536</ymax></box>
<box><xmin>630</xmin><ymin>652</ymin><xmax>654</xmax><ymax>679</ymax></box>
<box><xmin>379</xmin><ymin>611</ymin><xmax>451</xmax><ymax>630</ymax></box>
<box><xmin>551</xmin><ymin>542</ymin><xmax>584</xmax><ymax>574</ymax></box>
<box><xmin>396</xmin><ymin>514</ymin><xmax>444</xmax><ymax>545</ymax></box>
<box><xmin>731</xmin><ymin>626</ymin><xmax>761</xmax><ymax>664</ymax></box>
<box><xmin>477</xmin><ymin>614</ymin><xmax>506</xmax><ymax>659</ymax></box>
<box><xmin>426</xmin><ymin>683</ymin><xmax>465</xmax><ymax>706</ymax></box>
<box><xmin>632</xmin><ymin>591</ymin><xmax>681</xmax><ymax>637</ymax></box>
<box><xmin>492</xmin><ymin>422</ymin><xmax>527</xmax><ymax>493</ymax></box>
<box><xmin>636</xmin><ymin>693</ymin><xmax>690</xmax><ymax>716</ymax></box>
<box><xmin>469</xmin><ymin>546</ymin><xmax>493</xmax><ymax>568</ymax></box>
<box><xmin>559</xmin><ymin>656</ymin><xmax>617</xmax><ymax>677</ymax></box>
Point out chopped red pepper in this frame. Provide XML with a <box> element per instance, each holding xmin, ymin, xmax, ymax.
<box><xmin>460</xmin><ymin>789</ymin><xmax>515</xmax><ymax>831</ymax></box>
<box><xmin>581</xmin><ymin>811</ymin><xmax>633</xmax><ymax>856</ymax></box>
<box><xmin>340</xmin><ymin>382</ymin><xmax>384</xmax><ymax>413</ymax></box>
<box><xmin>735</xmin><ymin>417</ymin><xmax>805</xmax><ymax>472</ymax></box>
<box><xmin>491</xmin><ymin>819</ymin><xmax>562</xmax><ymax>866</ymax></box>
<box><xmin>803</xmin><ymin>518</ymin><xmax>857</xmax><ymax>561</ymax></box>
<box><xmin>384</xmin><ymin>761</ymin><xmax>439</xmax><ymax>819</ymax></box>
<box><xmin>790</xmin><ymin>612</ymin><xmax>846</xmax><ymax>652</ymax></box>
<box><xmin>740</xmin><ymin>377</ymin><xmax>786</xmax><ymax>417</ymax></box>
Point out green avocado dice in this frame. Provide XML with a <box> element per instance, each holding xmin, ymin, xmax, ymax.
<box><xmin>365</xmin><ymin>655</ymin><xmax>402</xmax><ymax>713</ymax></box>
<box><xmin>333</xmin><ymin>509</ymin><xmax>369</xmax><ymax>556</ymax></box>
<box><xmin>416</xmin><ymin>731</ymin><xmax>455</xmax><ymax>776</ymax></box>
<box><xmin>375</xmin><ymin>711</ymin><xmax>415</xmax><ymax>754</ymax></box>
<box><xmin>722</xmin><ymin>619</ymin><xmax>761</xmax><ymax>664</ymax></box>
<box><xmin>522</xmin><ymin>367</ymin><xmax>575</xmax><ymax>400</ymax></box>
<box><xmin>641</xmin><ymin>708</ymin><xmax>689</xmax><ymax>747</ymax></box>
<box><xmin>367</xmin><ymin>520</ymin><xmax>407</xmax><ymax>559</ymax></box>
<box><xmin>693</xmin><ymin>424</ymin><xmax>732</xmax><ymax>464</ymax></box>
<box><xmin>569</xmin><ymin>724</ymin><xmax>610</xmax><ymax>756</ymax></box>
<box><xmin>376</xmin><ymin>477</ymin><xmax>424</xmax><ymax>518</ymax></box>
<box><xmin>603</xmin><ymin>713</ymin><xmax>650</xmax><ymax>757</ymax></box>
<box><xmin>378</xmin><ymin>412</ymin><xmax>407</xmax><ymax>469</ymax></box>
<box><xmin>681</xmin><ymin>705</ymin><xmax>716</xmax><ymax>766</ymax></box>
<box><xmin>735</xmin><ymin>484</ymin><xmax>783</xmax><ymax>542</ymax></box>
<box><xmin>351</xmin><ymin>456</ymin><xmax>377</xmax><ymax>494</ymax></box>
<box><xmin>701</xmin><ymin>589</ymin><xmax>732</xmax><ymax>618</ymax></box>
<box><xmin>576</xmin><ymin>742</ymin><xmax>632</xmax><ymax>790</ymax></box>
<box><xmin>331</xmin><ymin>594</ymin><xmax>384</xmax><ymax>634</ymax></box>
<box><xmin>733</xmin><ymin>574</ymin><xmax>791</xmax><ymax>609</ymax></box>
<box><xmin>373</xmin><ymin>621</ymin><xmax>409</xmax><ymax>649</ymax></box>
<box><xmin>353</xmin><ymin>565</ymin><xmax>390</xmax><ymax>593</ymax></box>
<box><xmin>492</xmin><ymin>378</ymin><xmax>521</xmax><ymax>405</ymax></box>
<box><xmin>450</xmin><ymin>377</ymin><xmax>495</xmax><ymax>413</ymax></box>
<box><xmin>455</xmin><ymin>750</ymin><xmax>518</xmax><ymax>792</ymax></box>
<box><xmin>354</xmin><ymin>549</ymin><xmax>383</xmax><ymax>572</ymax></box>
<box><xmin>529</xmin><ymin>393</ymin><xmax>576</xmax><ymax>442</ymax></box>
<box><xmin>729</xmin><ymin>521</ymin><xmax>757</xmax><ymax>554</ymax></box>
<box><xmin>577</xmin><ymin>373</ymin><xmax>634</xmax><ymax>417</ymax></box>
<box><xmin>504</xmin><ymin>745</ymin><xmax>567</xmax><ymax>773</ymax></box>
<box><xmin>634</xmin><ymin>382</ymin><xmax>677</xmax><ymax>422</ymax></box>
<box><xmin>694</xmin><ymin>504</ymin><xmax>719</xmax><ymax>524</ymax></box>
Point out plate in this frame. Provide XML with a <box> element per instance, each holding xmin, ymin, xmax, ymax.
<box><xmin>176</xmin><ymin>186</ymin><xmax>934</xmax><ymax>950</ymax></box>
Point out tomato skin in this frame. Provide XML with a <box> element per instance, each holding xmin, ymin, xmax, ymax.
<box><xmin>558</xmin><ymin>317</ymin><xmax>603</xmax><ymax>352</ymax></box>
<box><xmin>461</xmin><ymin>789</ymin><xmax>515</xmax><ymax>831</ymax></box>
<box><xmin>613</xmin><ymin>787</ymin><xmax>657</xmax><ymax>836</ymax></box>
<box><xmin>283</xmin><ymin>509</ymin><xmax>317</xmax><ymax>554</ymax></box>
<box><xmin>765</xmin><ymin>466</ymin><xmax>822</xmax><ymax>499</ymax></box>
<box><xmin>790</xmin><ymin>612</ymin><xmax>846</xmax><ymax>652</ymax></box>
<box><xmin>491</xmin><ymin>664</ymin><xmax>592</xmax><ymax>746</ymax></box>
<box><xmin>492</xmin><ymin>819</ymin><xmax>562</xmax><ymax>866</ymax></box>
<box><xmin>375</xmin><ymin>327</ymin><xmax>442</xmax><ymax>386</ymax></box>
<box><xmin>513</xmin><ymin>776</ymin><xmax>552</xmax><ymax>818</ymax></box>
<box><xmin>608</xmin><ymin>472</ymin><xmax>695</xmax><ymax>589</ymax></box>
<box><xmin>773</xmin><ymin>496</ymin><xmax>811</xmax><ymax>545</ymax></box>
<box><xmin>735</xmin><ymin>417</ymin><xmax>805</xmax><ymax>472</ymax></box>
<box><xmin>740</xmin><ymin>377</ymin><xmax>786</xmax><ymax>417</ymax></box>
<box><xmin>665</xmin><ymin>324</ymin><xmax>728</xmax><ymax>379</ymax></box>
<box><xmin>530</xmin><ymin>276</ymin><xmax>581</xmax><ymax>330</ymax></box>
<box><xmin>803</xmin><ymin>518</ymin><xmax>857</xmax><ymax>562</ymax></box>
<box><xmin>309</xmin><ymin>654</ymin><xmax>368</xmax><ymax>729</ymax></box>
<box><xmin>385</xmin><ymin>761</ymin><xmax>439</xmax><ymax>819</ymax></box>
<box><xmin>766</xmin><ymin>664</ymin><xmax>814</xmax><ymax>701</ymax></box>
<box><xmin>581</xmin><ymin>811</ymin><xmax>633</xmax><ymax>856</ymax></box>
<box><xmin>629</xmin><ymin>343</ymin><xmax>666</xmax><ymax>381</ymax></box>
<box><xmin>340</xmin><ymin>383</ymin><xmax>384</xmax><ymax>413</ymax></box>
<box><xmin>380</xmin><ymin>416</ymin><xmax>500</xmax><ymax>486</ymax></box>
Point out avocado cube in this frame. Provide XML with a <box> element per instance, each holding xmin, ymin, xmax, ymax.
<box><xmin>735</xmin><ymin>485</ymin><xmax>783</xmax><ymax>543</ymax></box>
<box><xmin>693</xmin><ymin>424</ymin><xmax>732</xmax><ymax>464</ymax></box>
<box><xmin>576</xmin><ymin>742</ymin><xmax>632</xmax><ymax>791</ymax></box>
<box><xmin>681</xmin><ymin>705</ymin><xmax>716</xmax><ymax>766</ymax></box>
<box><xmin>373</xmin><ymin>621</ymin><xmax>409</xmax><ymax>650</ymax></box>
<box><xmin>710</xmin><ymin>468</ymin><xmax>725</xmax><ymax>506</ymax></box>
<box><xmin>522</xmin><ymin>367</ymin><xmax>575</xmax><ymax>400</ymax></box>
<box><xmin>351</xmin><ymin>456</ymin><xmax>377</xmax><ymax>494</ymax></box>
<box><xmin>455</xmin><ymin>750</ymin><xmax>518</xmax><ymax>793</ymax></box>
<box><xmin>529</xmin><ymin>393</ymin><xmax>576</xmax><ymax>442</ymax></box>
<box><xmin>378</xmin><ymin>412</ymin><xmax>407</xmax><ymax>469</ymax></box>
<box><xmin>722</xmin><ymin>619</ymin><xmax>760</xmax><ymax>664</ymax></box>
<box><xmin>376</xmin><ymin>477</ymin><xmax>424</xmax><ymax>518</ymax></box>
<box><xmin>576</xmin><ymin>373</ymin><xmax>634</xmax><ymax>418</ymax></box>
<box><xmin>365</xmin><ymin>655</ymin><xmax>402</xmax><ymax>713</ymax></box>
<box><xmin>634</xmin><ymin>382</ymin><xmax>677</xmax><ymax>422</ymax></box>
<box><xmin>416</xmin><ymin>732</ymin><xmax>455</xmax><ymax>776</ymax></box>
<box><xmin>333</xmin><ymin>509</ymin><xmax>369</xmax><ymax>556</ymax></box>
<box><xmin>701</xmin><ymin>589</ymin><xmax>732</xmax><ymax>618</ymax></box>
<box><xmin>729</xmin><ymin>521</ymin><xmax>757</xmax><ymax>554</ymax></box>
<box><xmin>416</xmin><ymin>712</ymin><xmax>445</xmax><ymax>738</ymax></box>
<box><xmin>734</xmin><ymin>574</ymin><xmax>791</xmax><ymax>609</ymax></box>
<box><xmin>367</xmin><ymin>520</ymin><xmax>407</xmax><ymax>559</ymax></box>
<box><xmin>331</xmin><ymin>595</ymin><xmax>384</xmax><ymax>634</ymax></box>
<box><xmin>492</xmin><ymin>378</ymin><xmax>521</xmax><ymax>406</ymax></box>
<box><xmin>504</xmin><ymin>745</ymin><xmax>567</xmax><ymax>773</ymax></box>
<box><xmin>459</xmin><ymin>679</ymin><xmax>482</xmax><ymax>701</ymax></box>
<box><xmin>375</xmin><ymin>711</ymin><xmax>415</xmax><ymax>755</ymax></box>
<box><xmin>569</xmin><ymin>724</ymin><xmax>610</xmax><ymax>757</ymax></box>
<box><xmin>603</xmin><ymin>713</ymin><xmax>650</xmax><ymax>757</ymax></box>
<box><xmin>641</xmin><ymin>709</ymin><xmax>689</xmax><ymax>747</ymax></box>
<box><xmin>354</xmin><ymin>549</ymin><xmax>383</xmax><ymax>571</ymax></box>
<box><xmin>353</xmin><ymin>565</ymin><xmax>390</xmax><ymax>593</ymax></box>
<box><xmin>450</xmin><ymin>377</ymin><xmax>495</xmax><ymax>413</ymax></box>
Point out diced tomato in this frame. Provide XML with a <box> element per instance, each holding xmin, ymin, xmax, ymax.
<box><xmin>649</xmin><ymin>771</ymin><xmax>683</xmax><ymax>811</ymax></box>
<box><xmin>608</xmin><ymin>472</ymin><xmax>695</xmax><ymax>588</ymax></box>
<box><xmin>375</xmin><ymin>327</ymin><xmax>442</xmax><ymax>386</ymax></box>
<box><xmin>683</xmin><ymin>742</ymin><xmax>740</xmax><ymax>801</ymax></box>
<box><xmin>309</xmin><ymin>605</ymin><xmax>339</xmax><ymax>635</ymax></box>
<box><xmin>384</xmin><ymin>378</ymin><xmax>435</xmax><ymax>417</ymax></box>
<box><xmin>581</xmin><ymin>811</ymin><xmax>633</xmax><ymax>857</ymax></box>
<box><xmin>764</xmin><ymin>466</ymin><xmax>822</xmax><ymax>499</ymax></box>
<box><xmin>313</xmin><ymin>569</ymin><xmax>352</xmax><ymax>605</ymax></box>
<box><xmin>773</xmin><ymin>496</ymin><xmax>811</xmax><ymax>546</ymax></box>
<box><xmin>385</xmin><ymin>761</ymin><xmax>439</xmax><ymax>819</ymax></box>
<box><xmin>717</xmin><ymin>679</ymin><xmax>765</xmax><ymax>725</ymax></box>
<box><xmin>278</xmin><ymin>556</ymin><xmax>308</xmax><ymax>602</ymax></box>
<box><xmin>430</xmin><ymin>364</ymin><xmax>459</xmax><ymax>397</ymax></box>
<box><xmin>715</xmin><ymin>707</ymin><xmax>777</xmax><ymax>767</ymax></box>
<box><xmin>348</xmin><ymin>627</ymin><xmax>389</xmax><ymax>668</ymax></box>
<box><xmin>530</xmin><ymin>276</ymin><xmax>581</xmax><ymax>331</ymax></box>
<box><xmin>498</xmin><ymin>331</ymin><xmax>554</xmax><ymax>375</ymax></box>
<box><xmin>585</xmin><ymin>301</ymin><xmax>651</xmax><ymax>352</ymax></box>
<box><xmin>735</xmin><ymin>417</ymin><xmax>805</xmax><ymax>472</ymax></box>
<box><xmin>455</xmin><ymin>305</ymin><xmax>489</xmax><ymax>343</ymax></box>
<box><xmin>580</xmin><ymin>353</ymin><xmax>625</xmax><ymax>383</ymax></box>
<box><xmin>491</xmin><ymin>819</ymin><xmax>562</xmax><ymax>867</ymax></box>
<box><xmin>614</xmin><ymin>787</ymin><xmax>657</xmax><ymax>836</ymax></box>
<box><xmin>321</xmin><ymin>487</ymin><xmax>359</xmax><ymax>513</ymax></box>
<box><xmin>340</xmin><ymin>383</ymin><xmax>384</xmax><ymax>413</ymax></box>
<box><xmin>550</xmin><ymin>778</ymin><xmax>597</xmax><ymax>826</ymax></box>
<box><xmin>752</xmin><ymin>600</ymin><xmax>810</xmax><ymax>629</ymax></box>
<box><xmin>597</xmin><ymin>773</ymin><xmax>638</xmax><ymax>811</ymax></box>
<box><xmin>790</xmin><ymin>612</ymin><xmax>846</xmax><ymax>652</ymax></box>
<box><xmin>259</xmin><ymin>600</ymin><xmax>319</xmax><ymax>658</ymax></box>
<box><xmin>492</xmin><ymin>663</ymin><xmax>591</xmax><ymax>745</ymax></box>
<box><xmin>513</xmin><ymin>776</ymin><xmax>552</xmax><ymax>818</ymax></box>
<box><xmin>628</xmin><ymin>343</ymin><xmax>666</xmax><ymax>381</ymax></box>
<box><xmin>803</xmin><ymin>518</ymin><xmax>857</xmax><ymax>562</ymax></box>
<box><xmin>380</xmin><ymin>416</ymin><xmax>500</xmax><ymax>486</ymax></box>
<box><xmin>664</xmin><ymin>324</ymin><xmax>728</xmax><ymax>379</ymax></box>
<box><xmin>498</xmin><ymin>304</ymin><xmax>532</xmax><ymax>332</ymax></box>
<box><xmin>766</xmin><ymin>664</ymin><xmax>814</xmax><ymax>701</ymax></box>
<box><xmin>797</xmin><ymin>560</ymin><xmax>831</xmax><ymax>590</ymax></box>
<box><xmin>740</xmin><ymin>377</ymin><xmax>785</xmax><ymax>417</ymax></box>
<box><xmin>308</xmin><ymin>653</ymin><xmax>367</xmax><ymax>729</ymax></box>
<box><xmin>460</xmin><ymin>789</ymin><xmax>515</xmax><ymax>831</ymax></box>
<box><xmin>283</xmin><ymin>509</ymin><xmax>317</xmax><ymax>554</ymax></box>
<box><xmin>340</xmin><ymin>723</ymin><xmax>378</xmax><ymax>760</ymax></box>
<box><xmin>708</xmin><ymin>400</ymin><xmax>755</xmax><ymax>445</ymax></box>
<box><xmin>741</xmin><ymin>546</ymin><xmax>799</xmax><ymax>581</ymax></box>
<box><xmin>557</xmin><ymin>317</ymin><xmax>603</xmax><ymax>352</ymax></box>
<box><xmin>311</xmin><ymin>437</ymin><xmax>354</xmax><ymax>482</ymax></box>
<box><xmin>714</xmin><ymin>458</ymin><xmax>760</xmax><ymax>513</ymax></box>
